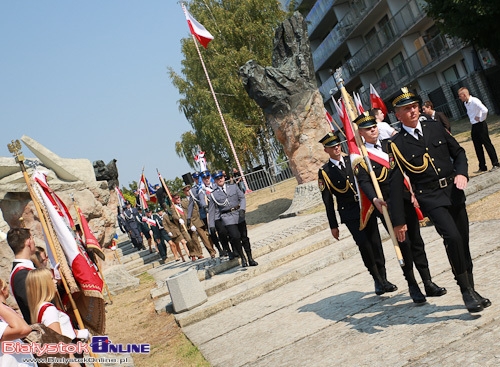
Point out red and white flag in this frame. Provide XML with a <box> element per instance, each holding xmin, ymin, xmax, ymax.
<box><xmin>182</xmin><ymin>4</ymin><xmax>214</xmax><ymax>49</ymax></box>
<box><xmin>353</xmin><ymin>92</ymin><xmax>365</xmax><ymax>114</ymax></box>
<box><xmin>324</xmin><ymin>108</ymin><xmax>335</xmax><ymax>131</ymax></box>
<box><xmin>194</xmin><ymin>149</ymin><xmax>208</xmax><ymax>172</ymax></box>
<box><xmin>115</xmin><ymin>186</ymin><xmax>126</xmax><ymax>209</ymax></box>
<box><xmin>370</xmin><ymin>84</ymin><xmax>388</xmax><ymax>116</ymax></box>
<box><xmin>77</xmin><ymin>207</ymin><xmax>105</xmax><ymax>260</ymax></box>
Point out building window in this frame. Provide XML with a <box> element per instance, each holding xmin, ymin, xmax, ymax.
<box><xmin>443</xmin><ymin>65</ymin><xmax>459</xmax><ymax>83</ymax></box>
<box><xmin>378</xmin><ymin>15</ymin><xmax>395</xmax><ymax>47</ymax></box>
<box><xmin>392</xmin><ymin>53</ymin><xmax>408</xmax><ymax>81</ymax></box>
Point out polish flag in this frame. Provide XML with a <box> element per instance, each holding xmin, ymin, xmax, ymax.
<box><xmin>182</xmin><ymin>4</ymin><xmax>214</xmax><ymax>49</ymax></box>
<box><xmin>370</xmin><ymin>84</ymin><xmax>388</xmax><ymax>116</ymax></box>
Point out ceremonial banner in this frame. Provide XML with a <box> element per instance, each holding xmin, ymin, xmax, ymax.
<box><xmin>182</xmin><ymin>3</ymin><xmax>214</xmax><ymax>49</ymax></box>
<box><xmin>32</xmin><ymin>170</ymin><xmax>105</xmax><ymax>335</ymax></box>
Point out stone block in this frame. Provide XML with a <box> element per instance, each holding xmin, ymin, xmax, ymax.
<box><xmin>166</xmin><ymin>268</ymin><xmax>207</xmax><ymax>313</ymax></box>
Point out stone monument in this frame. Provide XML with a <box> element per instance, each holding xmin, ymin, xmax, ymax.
<box><xmin>239</xmin><ymin>12</ymin><xmax>330</xmax><ymax>216</ymax></box>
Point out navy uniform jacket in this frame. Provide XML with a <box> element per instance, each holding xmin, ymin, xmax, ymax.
<box><xmin>208</xmin><ymin>183</ymin><xmax>245</xmax><ymax>228</ymax></box>
<box><xmin>388</xmin><ymin>120</ymin><xmax>468</xmax><ymax>227</ymax></box>
<box><xmin>318</xmin><ymin>156</ymin><xmax>359</xmax><ymax>229</ymax></box>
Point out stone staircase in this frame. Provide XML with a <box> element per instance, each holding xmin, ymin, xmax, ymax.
<box><xmin>114</xmin><ymin>235</ymin><xmax>164</xmax><ymax>277</ymax></box>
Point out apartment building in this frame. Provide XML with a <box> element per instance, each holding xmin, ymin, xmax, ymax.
<box><xmin>287</xmin><ymin>0</ymin><xmax>499</xmax><ymax>122</ymax></box>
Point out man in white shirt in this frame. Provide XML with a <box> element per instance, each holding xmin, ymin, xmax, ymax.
<box><xmin>369</xmin><ymin>108</ymin><xmax>396</xmax><ymax>140</ymax></box>
<box><xmin>458</xmin><ymin>87</ymin><xmax>499</xmax><ymax>173</ymax></box>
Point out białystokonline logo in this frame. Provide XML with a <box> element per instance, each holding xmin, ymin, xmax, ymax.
<box><xmin>90</xmin><ymin>336</ymin><xmax>150</xmax><ymax>354</ymax></box>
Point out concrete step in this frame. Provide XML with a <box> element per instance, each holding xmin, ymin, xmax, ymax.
<box><xmin>148</xmin><ymin>212</ymin><xmax>330</xmax><ymax>300</ymax></box>
<box><xmin>181</xmin><ymin>220</ymin><xmax>499</xmax><ymax>367</ymax></box>
<box><xmin>171</xmin><ymin>221</ymin><xmax>407</xmax><ymax>327</ymax></box>
<box><xmin>153</xmin><ymin>227</ymin><xmax>336</xmax><ymax>314</ymax></box>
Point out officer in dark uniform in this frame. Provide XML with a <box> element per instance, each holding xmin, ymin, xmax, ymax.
<box><xmin>318</xmin><ymin>132</ymin><xmax>396</xmax><ymax>295</ymax></box>
<box><xmin>388</xmin><ymin>87</ymin><xmax>490</xmax><ymax>313</ymax></box>
<box><xmin>354</xmin><ymin>112</ymin><xmax>446</xmax><ymax>303</ymax></box>
<box><xmin>208</xmin><ymin>170</ymin><xmax>258</xmax><ymax>267</ymax></box>
<box><xmin>123</xmin><ymin>201</ymin><xmax>145</xmax><ymax>251</ymax></box>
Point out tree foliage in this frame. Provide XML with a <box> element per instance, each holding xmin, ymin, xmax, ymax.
<box><xmin>169</xmin><ymin>0</ymin><xmax>287</xmax><ymax>173</ymax></box>
<box><xmin>426</xmin><ymin>0</ymin><xmax>500</xmax><ymax>59</ymax></box>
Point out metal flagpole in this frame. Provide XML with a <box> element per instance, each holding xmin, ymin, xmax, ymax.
<box><xmin>333</xmin><ymin>69</ymin><xmax>404</xmax><ymax>266</ymax></box>
<box><xmin>188</xmin><ymin>32</ymin><xmax>252</xmax><ymax>194</ymax></box>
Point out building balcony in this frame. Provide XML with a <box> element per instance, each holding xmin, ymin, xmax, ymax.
<box><xmin>306</xmin><ymin>0</ymin><xmax>335</xmax><ymax>35</ymax></box>
<box><xmin>312</xmin><ymin>0</ymin><xmax>381</xmax><ymax>70</ymax></box>
<box><xmin>366</xmin><ymin>34</ymin><xmax>464</xmax><ymax>101</ymax></box>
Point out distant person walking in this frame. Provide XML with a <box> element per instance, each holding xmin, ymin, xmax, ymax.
<box><xmin>458</xmin><ymin>87</ymin><xmax>500</xmax><ymax>173</ymax></box>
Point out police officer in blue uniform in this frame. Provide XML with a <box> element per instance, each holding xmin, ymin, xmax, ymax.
<box><xmin>208</xmin><ymin>170</ymin><xmax>258</xmax><ymax>267</ymax></box>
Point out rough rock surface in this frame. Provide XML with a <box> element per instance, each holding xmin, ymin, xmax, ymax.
<box><xmin>240</xmin><ymin>12</ymin><xmax>329</xmax><ymax>184</ymax></box>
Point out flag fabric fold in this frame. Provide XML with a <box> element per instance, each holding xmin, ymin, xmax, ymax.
<box><xmin>353</xmin><ymin>92</ymin><xmax>365</xmax><ymax>114</ymax></box>
<box><xmin>370</xmin><ymin>84</ymin><xmax>388</xmax><ymax>116</ymax></box>
<box><xmin>182</xmin><ymin>4</ymin><xmax>214</xmax><ymax>49</ymax></box>
<box><xmin>324</xmin><ymin>108</ymin><xmax>335</xmax><ymax>131</ymax></box>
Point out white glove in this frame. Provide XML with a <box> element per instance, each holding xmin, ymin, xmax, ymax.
<box><xmin>179</xmin><ymin>218</ymin><xmax>185</xmax><ymax>225</ymax></box>
<box><xmin>190</xmin><ymin>225</ymin><xmax>197</xmax><ymax>232</ymax></box>
<box><xmin>76</xmin><ymin>329</ymin><xmax>90</xmax><ymax>341</ymax></box>
<box><xmin>168</xmin><ymin>232</ymin><xmax>173</xmax><ymax>237</ymax></box>
<box><xmin>53</xmin><ymin>263</ymin><xmax>62</xmax><ymax>280</ymax></box>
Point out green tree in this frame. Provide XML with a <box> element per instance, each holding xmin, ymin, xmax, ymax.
<box><xmin>169</xmin><ymin>0</ymin><xmax>287</xmax><ymax>172</ymax></box>
<box><xmin>426</xmin><ymin>1</ymin><xmax>500</xmax><ymax>60</ymax></box>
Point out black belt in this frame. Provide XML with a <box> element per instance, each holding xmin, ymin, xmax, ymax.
<box><xmin>413</xmin><ymin>175</ymin><xmax>455</xmax><ymax>191</ymax></box>
<box><xmin>221</xmin><ymin>205</ymin><xmax>240</xmax><ymax>213</ymax></box>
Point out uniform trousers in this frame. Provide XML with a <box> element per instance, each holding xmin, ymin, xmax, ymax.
<box><xmin>471</xmin><ymin>121</ymin><xmax>499</xmax><ymax>170</ymax></box>
<box><xmin>153</xmin><ymin>229</ymin><xmax>170</xmax><ymax>259</ymax></box>
<box><xmin>426</xmin><ymin>203</ymin><xmax>472</xmax><ymax>276</ymax></box>
<box><xmin>377</xmin><ymin>200</ymin><xmax>430</xmax><ymax>282</ymax></box>
<box><xmin>344</xmin><ymin>214</ymin><xmax>385</xmax><ymax>275</ymax></box>
<box><xmin>225</xmin><ymin>221</ymin><xmax>251</xmax><ymax>256</ymax></box>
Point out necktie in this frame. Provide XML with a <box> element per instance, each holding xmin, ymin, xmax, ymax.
<box><xmin>374</xmin><ymin>144</ymin><xmax>381</xmax><ymax>150</ymax></box>
<box><xmin>339</xmin><ymin>161</ymin><xmax>346</xmax><ymax>172</ymax></box>
<box><xmin>415</xmin><ymin>128</ymin><xmax>422</xmax><ymax>140</ymax></box>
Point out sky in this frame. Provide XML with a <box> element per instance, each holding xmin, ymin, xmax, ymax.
<box><xmin>0</xmin><ymin>1</ymin><xmax>198</xmax><ymax>187</ymax></box>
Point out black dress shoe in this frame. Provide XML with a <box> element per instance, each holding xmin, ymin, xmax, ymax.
<box><xmin>374</xmin><ymin>279</ymin><xmax>385</xmax><ymax>295</ymax></box>
<box><xmin>228</xmin><ymin>252</ymin><xmax>235</xmax><ymax>260</ymax></box>
<box><xmin>462</xmin><ymin>288</ymin><xmax>484</xmax><ymax>313</ymax></box>
<box><xmin>424</xmin><ymin>281</ymin><xmax>447</xmax><ymax>297</ymax></box>
<box><xmin>383</xmin><ymin>280</ymin><xmax>398</xmax><ymax>293</ymax></box>
<box><xmin>409</xmin><ymin>284</ymin><xmax>426</xmax><ymax>304</ymax></box>
<box><xmin>248</xmin><ymin>259</ymin><xmax>258</xmax><ymax>266</ymax></box>
<box><xmin>474</xmin><ymin>291</ymin><xmax>492</xmax><ymax>308</ymax></box>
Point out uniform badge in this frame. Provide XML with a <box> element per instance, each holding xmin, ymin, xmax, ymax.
<box><xmin>354</xmin><ymin>165</ymin><xmax>359</xmax><ymax>175</ymax></box>
<box><xmin>318</xmin><ymin>179</ymin><xmax>325</xmax><ymax>192</ymax></box>
<box><xmin>388</xmin><ymin>152</ymin><xmax>395</xmax><ymax>169</ymax></box>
